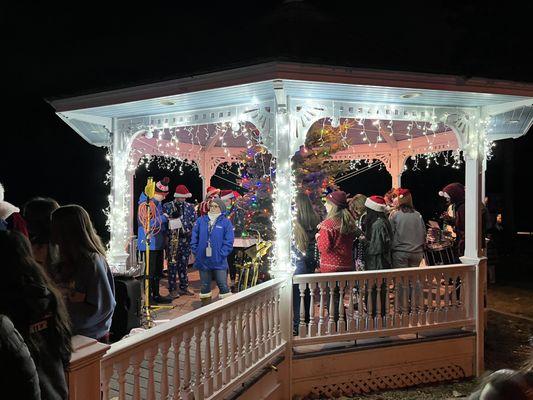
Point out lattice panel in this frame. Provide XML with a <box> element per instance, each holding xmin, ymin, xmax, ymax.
<box><xmin>309</xmin><ymin>364</ymin><xmax>466</xmax><ymax>398</ymax></box>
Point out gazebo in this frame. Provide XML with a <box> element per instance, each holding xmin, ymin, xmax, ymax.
<box><xmin>51</xmin><ymin>62</ymin><xmax>533</xmax><ymax>399</ymax></box>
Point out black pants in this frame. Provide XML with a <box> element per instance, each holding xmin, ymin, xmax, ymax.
<box><xmin>141</xmin><ymin>250</ymin><xmax>164</xmax><ymax>279</ymax></box>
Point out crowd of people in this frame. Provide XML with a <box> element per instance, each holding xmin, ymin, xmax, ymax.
<box><xmin>291</xmin><ymin>183</ymin><xmax>472</xmax><ymax>335</ymax></box>
<box><xmin>0</xmin><ymin>182</ymin><xmax>115</xmax><ymax>399</ymax></box>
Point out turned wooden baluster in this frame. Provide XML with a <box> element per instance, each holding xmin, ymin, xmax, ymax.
<box><xmin>435</xmin><ymin>273</ymin><xmax>443</xmax><ymax>323</ymax></box>
<box><xmin>117</xmin><ymin>360</ymin><xmax>128</xmax><ymax>400</ymax></box>
<box><xmin>308</xmin><ymin>283</ymin><xmax>316</xmax><ymax>337</ymax></box>
<box><xmin>263</xmin><ymin>296</ymin><xmax>271</xmax><ymax>355</ymax></box>
<box><xmin>131</xmin><ymin>352</ymin><xmax>143</xmax><ymax>400</ymax></box>
<box><xmin>383</xmin><ymin>278</ymin><xmax>392</xmax><ymax>328</ymax></box>
<box><xmin>298</xmin><ymin>283</ymin><xmax>306</xmax><ymax>338</ymax></box>
<box><xmin>159</xmin><ymin>340</ymin><xmax>171</xmax><ymax>400</ymax></box>
<box><xmin>250</xmin><ymin>299</ymin><xmax>259</xmax><ymax>364</ymax></box>
<box><xmin>204</xmin><ymin>319</ymin><xmax>213</xmax><ymax>397</ymax></box>
<box><xmin>229</xmin><ymin>308</ymin><xmax>238</xmax><ymax>380</ymax></box>
<box><xmin>171</xmin><ymin>333</ymin><xmax>182</xmax><ymax>399</ymax></box>
<box><xmin>459</xmin><ymin>272</ymin><xmax>467</xmax><ymax>319</ymax></box>
<box><xmin>393</xmin><ymin>276</ymin><xmax>401</xmax><ymax>327</ymax></box>
<box><xmin>182</xmin><ymin>330</ymin><xmax>193</xmax><ymax>400</ymax></box>
<box><xmin>338</xmin><ymin>281</ymin><xmax>346</xmax><ymax>333</ymax></box>
<box><xmin>221</xmin><ymin>312</ymin><xmax>230</xmax><ymax>385</ymax></box>
<box><xmin>193</xmin><ymin>325</ymin><xmax>205</xmax><ymax>400</ymax></box>
<box><xmin>328</xmin><ymin>281</ymin><xmax>336</xmax><ymax>334</ymax></box>
<box><xmin>146</xmin><ymin>346</ymin><xmax>157</xmax><ymax>400</ymax></box>
<box><xmin>368</xmin><ymin>279</ymin><xmax>374</xmax><ymax>330</ymax></box>
<box><xmin>407</xmin><ymin>274</ymin><xmax>414</xmax><ymax>327</ymax></box>
<box><xmin>269</xmin><ymin>293</ymin><xmax>276</xmax><ymax>350</ymax></box>
<box><xmin>401</xmin><ymin>275</ymin><xmax>408</xmax><ymax>327</ymax></box>
<box><xmin>257</xmin><ymin>296</ymin><xmax>265</xmax><ymax>360</ymax></box>
<box><xmin>259</xmin><ymin>294</ymin><xmax>268</xmax><ymax>357</ymax></box>
<box><xmin>376</xmin><ymin>277</ymin><xmax>383</xmax><ymax>329</ymax></box>
<box><xmin>317</xmin><ymin>282</ymin><xmax>325</xmax><ymax>336</ymax></box>
<box><xmin>443</xmin><ymin>272</ymin><xmax>452</xmax><ymax>322</ymax></box>
<box><xmin>237</xmin><ymin>303</ymin><xmax>244</xmax><ymax>374</ymax></box>
<box><xmin>357</xmin><ymin>280</ymin><xmax>364</xmax><ymax>331</ymax></box>
<box><xmin>450</xmin><ymin>274</ymin><xmax>458</xmax><ymax>320</ymax></box>
<box><xmin>275</xmin><ymin>291</ymin><xmax>281</xmax><ymax>346</ymax></box>
<box><xmin>213</xmin><ymin>315</ymin><xmax>222</xmax><ymax>391</ymax></box>
<box><xmin>413</xmin><ymin>273</ymin><xmax>423</xmax><ymax>326</ymax></box>
<box><xmin>101</xmin><ymin>363</ymin><xmax>114</xmax><ymax>400</ymax></box>
<box><xmin>346</xmin><ymin>281</ymin><xmax>354</xmax><ymax>332</ymax></box>
<box><xmin>243</xmin><ymin>303</ymin><xmax>252</xmax><ymax>368</ymax></box>
<box><xmin>418</xmin><ymin>274</ymin><xmax>426</xmax><ymax>325</ymax></box>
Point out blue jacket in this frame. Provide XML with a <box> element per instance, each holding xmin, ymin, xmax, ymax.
<box><xmin>137</xmin><ymin>193</ymin><xmax>168</xmax><ymax>251</ymax></box>
<box><xmin>191</xmin><ymin>213</ymin><xmax>234</xmax><ymax>271</ymax></box>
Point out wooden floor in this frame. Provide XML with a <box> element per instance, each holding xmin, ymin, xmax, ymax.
<box><xmin>150</xmin><ymin>268</ymin><xmax>229</xmax><ymax>323</ymax></box>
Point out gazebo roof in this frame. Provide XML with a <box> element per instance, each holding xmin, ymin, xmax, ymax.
<box><xmin>50</xmin><ymin>61</ymin><xmax>533</xmax><ymax>147</ymax></box>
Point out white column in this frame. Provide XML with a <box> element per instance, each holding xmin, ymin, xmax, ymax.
<box><xmin>463</xmin><ymin>154</ymin><xmax>483</xmax><ymax>259</ymax></box>
<box><xmin>460</xmin><ymin>126</ymin><xmax>487</xmax><ymax>377</ymax></box>
<box><xmin>271</xmin><ymin>98</ymin><xmax>293</xmax><ymax>277</ymax></box>
<box><xmin>107</xmin><ymin>119</ymin><xmax>131</xmax><ymax>274</ymax></box>
<box><xmin>481</xmin><ymin>157</ymin><xmax>487</xmax><ymax>203</ymax></box>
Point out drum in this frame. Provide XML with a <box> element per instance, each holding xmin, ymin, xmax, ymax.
<box><xmin>424</xmin><ymin>240</ymin><xmax>458</xmax><ymax>266</ymax></box>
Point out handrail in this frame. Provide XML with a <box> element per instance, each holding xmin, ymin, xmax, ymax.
<box><xmin>104</xmin><ymin>277</ymin><xmax>286</xmax><ymax>360</ymax></box>
<box><xmin>292</xmin><ymin>263</ymin><xmax>475</xmax><ymax>283</ymax></box>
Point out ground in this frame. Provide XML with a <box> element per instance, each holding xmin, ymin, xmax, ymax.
<box><xmin>346</xmin><ymin>281</ymin><xmax>533</xmax><ymax>400</ymax></box>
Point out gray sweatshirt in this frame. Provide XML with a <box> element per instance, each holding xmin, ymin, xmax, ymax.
<box><xmin>389</xmin><ymin>209</ymin><xmax>426</xmax><ymax>253</ymax></box>
<box><xmin>67</xmin><ymin>253</ymin><xmax>116</xmax><ymax>339</ymax></box>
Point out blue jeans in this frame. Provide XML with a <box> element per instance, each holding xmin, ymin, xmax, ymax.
<box><xmin>200</xmin><ymin>269</ymin><xmax>230</xmax><ymax>296</ymax></box>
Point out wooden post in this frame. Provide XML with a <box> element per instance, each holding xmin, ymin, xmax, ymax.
<box><xmin>66</xmin><ymin>336</ymin><xmax>110</xmax><ymax>400</ymax></box>
<box><xmin>461</xmin><ymin>148</ymin><xmax>486</xmax><ymax>376</ymax></box>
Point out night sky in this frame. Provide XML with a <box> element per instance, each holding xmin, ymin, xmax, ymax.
<box><xmin>2</xmin><ymin>1</ymin><xmax>533</xmax><ymax>240</ymax></box>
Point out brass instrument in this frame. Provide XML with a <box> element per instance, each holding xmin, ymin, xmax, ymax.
<box><xmin>236</xmin><ymin>234</ymin><xmax>272</xmax><ymax>291</ymax></box>
<box><xmin>168</xmin><ymin>228</ymin><xmax>180</xmax><ymax>264</ymax></box>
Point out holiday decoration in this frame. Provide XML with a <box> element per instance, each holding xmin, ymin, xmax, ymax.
<box><xmin>293</xmin><ymin>120</ymin><xmax>353</xmax><ymax>214</ymax></box>
<box><xmin>232</xmin><ymin>144</ymin><xmax>275</xmax><ymax>241</ymax></box>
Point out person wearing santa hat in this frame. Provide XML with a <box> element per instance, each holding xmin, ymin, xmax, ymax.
<box><xmin>317</xmin><ymin>190</ymin><xmax>357</xmax><ymax>323</ymax></box>
<box><xmin>198</xmin><ymin>186</ymin><xmax>220</xmax><ymax>216</ymax></box>
<box><xmin>219</xmin><ymin>189</ymin><xmax>244</xmax><ymax>292</ymax></box>
<box><xmin>439</xmin><ymin>183</ymin><xmax>465</xmax><ymax>257</ymax></box>
<box><xmin>163</xmin><ymin>184</ymin><xmax>197</xmax><ymax>298</ymax></box>
<box><xmin>363</xmin><ymin>195</ymin><xmax>393</xmax><ymax>271</ymax></box>
<box><xmin>137</xmin><ymin>177</ymin><xmax>172</xmax><ymax>304</ymax></box>
<box><xmin>389</xmin><ymin>188</ymin><xmax>426</xmax><ymax>268</ymax></box>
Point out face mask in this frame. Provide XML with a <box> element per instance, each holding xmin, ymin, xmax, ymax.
<box><xmin>208</xmin><ymin>212</ymin><xmax>221</xmax><ymax>221</ymax></box>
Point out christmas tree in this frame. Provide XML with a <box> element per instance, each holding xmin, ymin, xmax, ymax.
<box><xmin>234</xmin><ymin>145</ymin><xmax>275</xmax><ymax>241</ymax></box>
<box><xmin>293</xmin><ymin>120</ymin><xmax>353</xmax><ymax>214</ymax></box>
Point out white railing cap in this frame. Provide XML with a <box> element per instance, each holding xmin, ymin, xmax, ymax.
<box><xmin>292</xmin><ymin>263</ymin><xmax>476</xmax><ymax>283</ymax></box>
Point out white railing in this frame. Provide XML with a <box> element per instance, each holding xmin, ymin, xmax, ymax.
<box><xmin>292</xmin><ymin>264</ymin><xmax>476</xmax><ymax>345</ymax></box>
<box><xmin>100</xmin><ymin>277</ymin><xmax>287</xmax><ymax>400</ymax></box>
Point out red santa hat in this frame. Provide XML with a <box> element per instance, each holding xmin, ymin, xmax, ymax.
<box><xmin>174</xmin><ymin>184</ymin><xmax>192</xmax><ymax>198</ymax></box>
<box><xmin>206</xmin><ymin>186</ymin><xmax>220</xmax><ymax>198</ymax></box>
<box><xmin>232</xmin><ymin>191</ymin><xmax>241</xmax><ymax>199</ymax></box>
<box><xmin>155</xmin><ymin>177</ymin><xmax>170</xmax><ymax>194</ymax></box>
<box><xmin>365</xmin><ymin>195</ymin><xmax>387</xmax><ymax>212</ymax></box>
<box><xmin>220</xmin><ymin>190</ymin><xmax>234</xmax><ymax>201</ymax></box>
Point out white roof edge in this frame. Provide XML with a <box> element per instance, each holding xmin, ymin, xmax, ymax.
<box><xmin>49</xmin><ymin>61</ymin><xmax>533</xmax><ymax>113</ymax></box>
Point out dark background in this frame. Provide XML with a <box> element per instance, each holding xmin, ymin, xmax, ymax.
<box><xmin>2</xmin><ymin>1</ymin><xmax>532</xmax><ymax>242</ymax></box>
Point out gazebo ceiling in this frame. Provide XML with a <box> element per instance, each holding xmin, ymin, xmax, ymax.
<box><xmin>51</xmin><ymin>62</ymin><xmax>533</xmax><ymax>147</ymax></box>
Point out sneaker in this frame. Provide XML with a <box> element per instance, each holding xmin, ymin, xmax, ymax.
<box><xmin>179</xmin><ymin>288</ymin><xmax>195</xmax><ymax>296</ymax></box>
<box><xmin>168</xmin><ymin>290</ymin><xmax>180</xmax><ymax>299</ymax></box>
